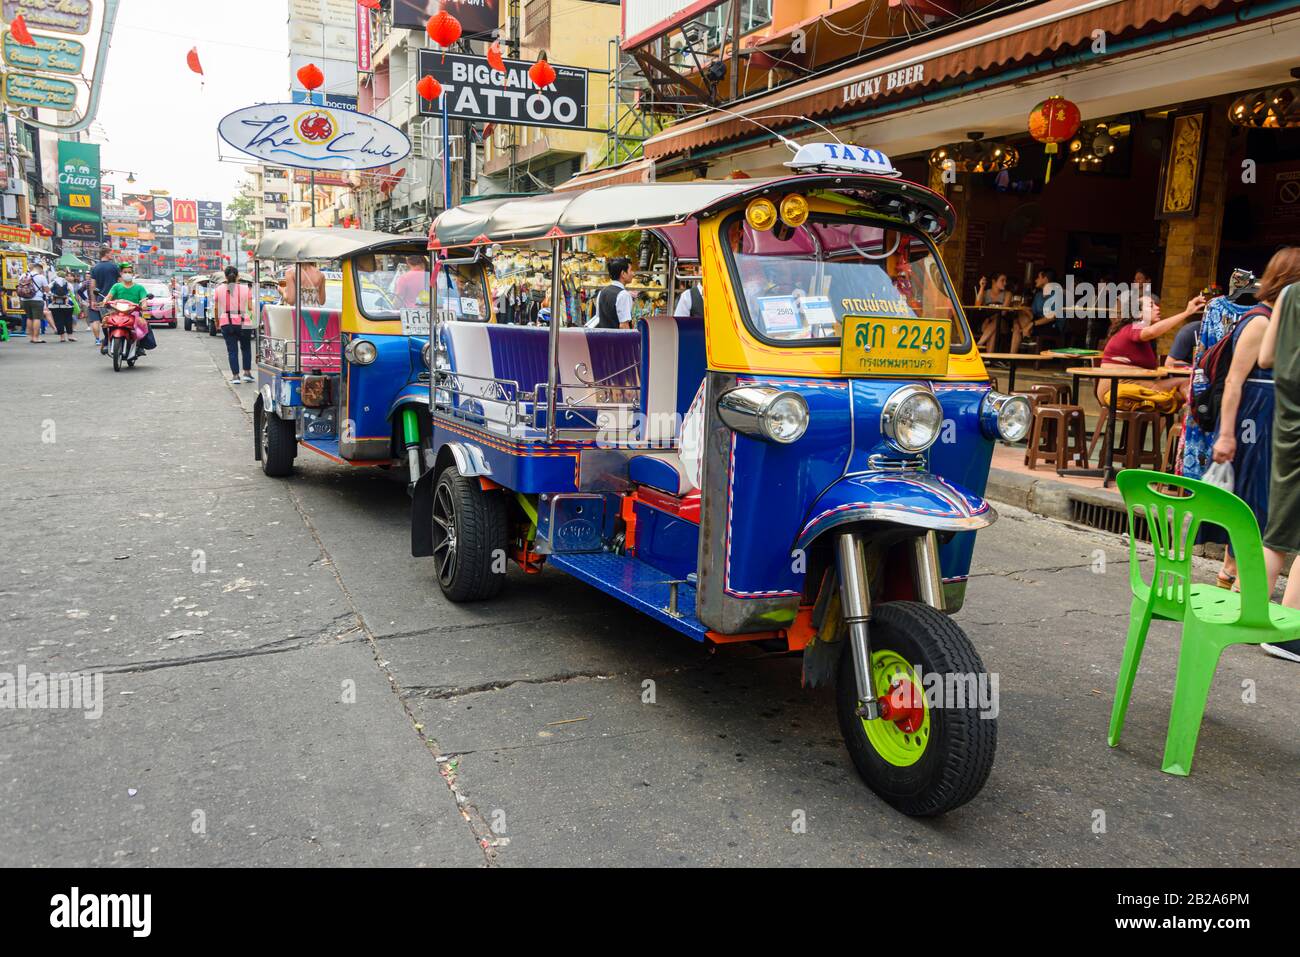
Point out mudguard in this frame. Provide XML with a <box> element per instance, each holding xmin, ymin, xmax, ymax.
<box><xmin>386</xmin><ymin>385</ymin><xmax>429</xmax><ymax>422</ymax></box>
<box><xmin>794</xmin><ymin>471</ymin><xmax>995</xmax><ymax>551</ymax></box>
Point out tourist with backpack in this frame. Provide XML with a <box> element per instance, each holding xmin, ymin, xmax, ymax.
<box><xmin>47</xmin><ymin>269</ymin><xmax>77</xmax><ymax>342</ymax></box>
<box><xmin>18</xmin><ymin>261</ymin><xmax>50</xmax><ymax>344</ymax></box>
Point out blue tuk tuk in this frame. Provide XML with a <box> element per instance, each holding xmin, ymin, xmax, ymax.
<box><xmin>411</xmin><ymin>146</ymin><xmax>1032</xmax><ymax>816</ymax></box>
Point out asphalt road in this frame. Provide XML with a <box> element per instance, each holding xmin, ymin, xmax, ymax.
<box><xmin>1</xmin><ymin>324</ymin><xmax>1295</xmax><ymax>867</ymax></box>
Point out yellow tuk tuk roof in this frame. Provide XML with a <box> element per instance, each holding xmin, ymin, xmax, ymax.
<box><xmin>428</xmin><ymin>173</ymin><xmax>954</xmax><ymax>250</ymax></box>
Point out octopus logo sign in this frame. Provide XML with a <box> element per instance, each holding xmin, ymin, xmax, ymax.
<box><xmin>218</xmin><ymin>102</ymin><xmax>410</xmax><ymax>172</ymax></box>
<box><xmin>295</xmin><ymin>111</ymin><xmax>335</xmax><ymax>144</ymax></box>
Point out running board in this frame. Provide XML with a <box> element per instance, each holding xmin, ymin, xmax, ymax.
<box><xmin>546</xmin><ymin>552</ymin><xmax>708</xmax><ymax>642</ymax></box>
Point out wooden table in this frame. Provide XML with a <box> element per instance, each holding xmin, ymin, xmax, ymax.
<box><xmin>978</xmin><ymin>352</ymin><xmax>1044</xmax><ymax>392</ymax></box>
<box><xmin>1063</xmin><ymin>365</ymin><xmax>1169</xmax><ymax>487</ymax></box>
<box><xmin>964</xmin><ymin>304</ymin><xmax>1024</xmax><ymax>352</ymax></box>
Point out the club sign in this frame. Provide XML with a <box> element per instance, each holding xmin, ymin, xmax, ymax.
<box><xmin>218</xmin><ymin>102</ymin><xmax>411</xmax><ymax>171</ymax></box>
<box><xmin>416</xmin><ymin>50</ymin><xmax>588</xmax><ymax>132</ymax></box>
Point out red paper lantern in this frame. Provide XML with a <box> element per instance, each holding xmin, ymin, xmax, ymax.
<box><xmin>10</xmin><ymin>14</ymin><xmax>35</xmax><ymax>47</ymax></box>
<box><xmin>296</xmin><ymin>63</ymin><xmax>325</xmax><ymax>92</ymax></box>
<box><xmin>426</xmin><ymin>11</ymin><xmax>461</xmax><ymax>61</ymax></box>
<box><xmin>357</xmin><ymin>0</ymin><xmax>380</xmax><ymax>7</ymax></box>
<box><xmin>487</xmin><ymin>40</ymin><xmax>506</xmax><ymax>75</ymax></box>
<box><xmin>528</xmin><ymin>52</ymin><xmax>556</xmax><ymax>90</ymax></box>
<box><xmin>186</xmin><ymin>47</ymin><xmax>204</xmax><ymax>76</ymax></box>
<box><xmin>1028</xmin><ymin>95</ymin><xmax>1081</xmax><ymax>182</ymax></box>
<box><xmin>416</xmin><ymin>74</ymin><xmax>442</xmax><ymax>102</ymax></box>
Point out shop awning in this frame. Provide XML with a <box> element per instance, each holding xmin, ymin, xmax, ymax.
<box><xmin>553</xmin><ymin>157</ymin><xmax>656</xmax><ymax>193</ymax></box>
<box><xmin>645</xmin><ymin>0</ymin><xmax>1237</xmax><ymax>161</ymax></box>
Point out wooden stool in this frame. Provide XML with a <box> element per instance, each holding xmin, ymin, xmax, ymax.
<box><xmin>1018</xmin><ymin>384</ymin><xmax>1060</xmax><ymax>409</ymax></box>
<box><xmin>1092</xmin><ymin>408</ymin><xmax>1163</xmax><ymax>471</ymax></box>
<box><xmin>1025</xmin><ymin>404</ymin><xmax>1088</xmax><ymax>471</ymax></box>
<box><xmin>1161</xmin><ymin>419</ymin><xmax>1183</xmax><ymax>474</ymax></box>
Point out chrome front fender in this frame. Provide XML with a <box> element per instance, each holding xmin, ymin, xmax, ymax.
<box><xmin>794</xmin><ymin>471</ymin><xmax>996</xmax><ymax>551</ymax></box>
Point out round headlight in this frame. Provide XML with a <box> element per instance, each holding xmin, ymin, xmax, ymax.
<box><xmin>882</xmin><ymin>386</ymin><xmax>942</xmax><ymax>453</ymax></box>
<box><xmin>347</xmin><ymin>339</ymin><xmax>378</xmax><ymax>365</ymax></box>
<box><xmin>997</xmin><ymin>394</ymin><xmax>1033</xmax><ymax>442</ymax></box>
<box><xmin>746</xmin><ymin>197</ymin><xmax>777</xmax><ymax>232</ymax></box>
<box><xmin>761</xmin><ymin>392</ymin><xmax>809</xmax><ymax>443</ymax></box>
<box><xmin>421</xmin><ymin>341</ymin><xmax>431</xmax><ymax>368</ymax></box>
<box><xmin>779</xmin><ymin>193</ymin><xmax>809</xmax><ymax>228</ymax></box>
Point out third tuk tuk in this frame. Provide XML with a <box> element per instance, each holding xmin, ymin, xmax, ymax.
<box><xmin>412</xmin><ymin>144</ymin><xmax>1033</xmax><ymax>817</ymax></box>
<box><xmin>251</xmin><ymin>228</ymin><xmax>433</xmax><ymax>479</ymax></box>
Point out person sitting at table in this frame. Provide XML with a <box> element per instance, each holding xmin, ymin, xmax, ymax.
<box><xmin>974</xmin><ymin>273</ymin><xmax>1012</xmax><ymax>351</ymax></box>
<box><xmin>1009</xmin><ymin>268</ymin><xmax>1059</xmax><ymax>354</ymax></box>
<box><xmin>1095</xmin><ymin>288</ymin><xmax>1206</xmax><ymax>407</ymax></box>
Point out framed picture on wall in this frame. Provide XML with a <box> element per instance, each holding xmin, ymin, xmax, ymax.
<box><xmin>1156</xmin><ymin>108</ymin><xmax>1209</xmax><ymax>220</ymax></box>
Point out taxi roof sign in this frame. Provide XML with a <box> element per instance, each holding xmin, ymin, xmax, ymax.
<box><xmin>785</xmin><ymin>143</ymin><xmax>901</xmax><ymax>178</ymax></box>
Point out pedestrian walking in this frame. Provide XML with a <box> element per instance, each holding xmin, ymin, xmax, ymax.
<box><xmin>1253</xmin><ymin>248</ymin><xmax>1300</xmax><ymax>661</ymax></box>
<box><xmin>18</xmin><ymin>260</ymin><xmax>51</xmax><ymax>344</ymax></box>
<box><xmin>215</xmin><ymin>266</ymin><xmax>254</xmax><ymax>383</ymax></box>
<box><xmin>89</xmin><ymin>246</ymin><xmax>120</xmax><ymax>352</ymax></box>
<box><xmin>47</xmin><ymin>269</ymin><xmax>77</xmax><ymax>342</ymax></box>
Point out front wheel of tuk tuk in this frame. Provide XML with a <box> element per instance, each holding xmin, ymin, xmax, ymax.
<box><xmin>432</xmin><ymin>465</ymin><xmax>507</xmax><ymax>602</ymax></box>
<box><xmin>836</xmin><ymin>601</ymin><xmax>996</xmax><ymax>817</ymax></box>
<box><xmin>260</xmin><ymin>408</ymin><xmax>297</xmax><ymax>477</ymax></box>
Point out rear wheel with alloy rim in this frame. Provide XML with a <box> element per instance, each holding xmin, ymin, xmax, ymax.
<box><xmin>432</xmin><ymin>465</ymin><xmax>507</xmax><ymax>602</ymax></box>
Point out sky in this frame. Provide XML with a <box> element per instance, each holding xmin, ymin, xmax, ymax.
<box><xmin>92</xmin><ymin>0</ymin><xmax>290</xmax><ymax>204</ymax></box>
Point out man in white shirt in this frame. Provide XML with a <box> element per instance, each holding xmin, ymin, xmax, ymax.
<box><xmin>674</xmin><ymin>281</ymin><xmax>703</xmax><ymax>318</ymax></box>
<box><xmin>591</xmin><ymin>257</ymin><xmax>633</xmax><ymax>329</ymax></box>
<box><xmin>20</xmin><ymin>261</ymin><xmax>51</xmax><ymax>343</ymax></box>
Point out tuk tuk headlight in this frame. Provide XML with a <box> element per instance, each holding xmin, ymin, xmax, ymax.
<box><xmin>717</xmin><ymin>386</ymin><xmax>809</xmax><ymax>444</ymax></box>
<box><xmin>421</xmin><ymin>341</ymin><xmax>431</xmax><ymax>368</ymax></box>
<box><xmin>780</xmin><ymin>194</ymin><xmax>809</xmax><ymax>228</ymax></box>
<box><xmin>981</xmin><ymin>391</ymin><xmax>1033</xmax><ymax>442</ymax></box>
<box><xmin>881</xmin><ymin>385</ymin><xmax>943</xmax><ymax>453</ymax></box>
<box><xmin>346</xmin><ymin>339</ymin><xmax>378</xmax><ymax>365</ymax></box>
<box><xmin>746</xmin><ymin>198</ymin><xmax>778</xmax><ymax>232</ymax></box>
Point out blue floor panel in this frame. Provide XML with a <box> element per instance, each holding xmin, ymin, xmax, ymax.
<box><xmin>546</xmin><ymin>552</ymin><xmax>708</xmax><ymax>642</ymax></box>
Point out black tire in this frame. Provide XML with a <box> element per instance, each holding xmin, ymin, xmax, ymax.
<box><xmin>110</xmin><ymin>336</ymin><xmax>124</xmax><ymax>372</ymax></box>
<box><xmin>431</xmin><ymin>465</ymin><xmax>507</xmax><ymax>602</ymax></box>
<box><xmin>184</xmin><ymin>317</ymin><xmax>192</xmax><ymax>331</ymax></box>
<box><xmin>836</xmin><ymin>600</ymin><xmax>996</xmax><ymax>817</ymax></box>
<box><xmin>260</xmin><ymin>408</ymin><xmax>296</xmax><ymax>477</ymax></box>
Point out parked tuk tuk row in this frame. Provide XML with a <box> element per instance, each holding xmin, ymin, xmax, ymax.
<box><xmin>248</xmin><ymin>144</ymin><xmax>1032</xmax><ymax>817</ymax></box>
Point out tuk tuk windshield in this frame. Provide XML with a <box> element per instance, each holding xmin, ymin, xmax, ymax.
<box><xmin>725</xmin><ymin>214</ymin><xmax>969</xmax><ymax>351</ymax></box>
<box><xmin>353</xmin><ymin>251</ymin><xmax>430</xmax><ymax>319</ymax></box>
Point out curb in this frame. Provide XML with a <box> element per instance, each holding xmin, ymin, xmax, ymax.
<box><xmin>985</xmin><ymin>466</ymin><xmax>1123</xmax><ymax>522</ymax></box>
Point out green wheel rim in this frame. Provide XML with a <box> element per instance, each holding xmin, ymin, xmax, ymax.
<box><xmin>861</xmin><ymin>650</ymin><xmax>931</xmax><ymax>767</ymax></box>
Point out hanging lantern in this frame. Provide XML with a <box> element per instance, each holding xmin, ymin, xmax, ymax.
<box><xmin>928</xmin><ymin>132</ymin><xmax>1019</xmax><ymax>175</ymax></box>
<box><xmin>9</xmin><ymin>14</ymin><xmax>35</xmax><ymax>47</ymax></box>
<box><xmin>357</xmin><ymin>0</ymin><xmax>380</xmax><ymax>7</ymax></box>
<box><xmin>1228</xmin><ymin>84</ymin><xmax>1300</xmax><ymax>129</ymax></box>
<box><xmin>416</xmin><ymin>74</ymin><xmax>442</xmax><ymax>103</ymax></box>
<box><xmin>426</xmin><ymin>11</ymin><xmax>461</xmax><ymax>61</ymax></box>
<box><xmin>296</xmin><ymin>62</ymin><xmax>325</xmax><ymax>92</ymax></box>
<box><xmin>186</xmin><ymin>47</ymin><xmax>204</xmax><ymax>76</ymax></box>
<box><xmin>487</xmin><ymin>39</ymin><xmax>506</xmax><ymax>75</ymax></box>
<box><xmin>528</xmin><ymin>52</ymin><xmax>556</xmax><ymax>90</ymax></box>
<box><xmin>1028</xmin><ymin>96</ymin><xmax>1081</xmax><ymax>183</ymax></box>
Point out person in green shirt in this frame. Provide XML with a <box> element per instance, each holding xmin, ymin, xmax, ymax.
<box><xmin>103</xmin><ymin>263</ymin><xmax>156</xmax><ymax>354</ymax></box>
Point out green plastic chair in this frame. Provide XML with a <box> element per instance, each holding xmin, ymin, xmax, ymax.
<box><xmin>1109</xmin><ymin>469</ymin><xmax>1300</xmax><ymax>775</ymax></box>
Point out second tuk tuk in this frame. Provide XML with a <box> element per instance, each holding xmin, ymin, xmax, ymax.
<box><xmin>250</xmin><ymin>228</ymin><xmax>432</xmax><ymax>479</ymax></box>
<box><xmin>412</xmin><ymin>144</ymin><xmax>1033</xmax><ymax>817</ymax></box>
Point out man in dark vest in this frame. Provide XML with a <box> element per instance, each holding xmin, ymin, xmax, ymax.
<box><xmin>674</xmin><ymin>281</ymin><xmax>703</xmax><ymax>318</ymax></box>
<box><xmin>592</xmin><ymin>257</ymin><xmax>633</xmax><ymax>329</ymax></box>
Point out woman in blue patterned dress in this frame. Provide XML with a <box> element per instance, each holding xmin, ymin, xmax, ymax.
<box><xmin>1182</xmin><ymin>293</ymin><xmax>1254</xmax><ymax>479</ymax></box>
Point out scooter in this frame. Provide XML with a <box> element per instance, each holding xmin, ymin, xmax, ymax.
<box><xmin>102</xmin><ymin>300</ymin><xmax>148</xmax><ymax>372</ymax></box>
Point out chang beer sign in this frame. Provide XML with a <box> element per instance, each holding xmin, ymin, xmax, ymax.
<box><xmin>56</xmin><ymin>140</ymin><xmax>102</xmax><ymax>242</ymax></box>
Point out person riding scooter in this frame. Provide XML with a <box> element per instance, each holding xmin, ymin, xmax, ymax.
<box><xmin>102</xmin><ymin>264</ymin><xmax>156</xmax><ymax>357</ymax></box>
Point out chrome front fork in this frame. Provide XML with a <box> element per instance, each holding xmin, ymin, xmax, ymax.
<box><xmin>836</xmin><ymin>529</ymin><xmax>946</xmax><ymax>719</ymax></box>
<box><xmin>836</xmin><ymin>531</ymin><xmax>879</xmax><ymax>720</ymax></box>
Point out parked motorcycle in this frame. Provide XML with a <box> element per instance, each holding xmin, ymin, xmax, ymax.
<box><xmin>102</xmin><ymin>299</ymin><xmax>150</xmax><ymax>371</ymax></box>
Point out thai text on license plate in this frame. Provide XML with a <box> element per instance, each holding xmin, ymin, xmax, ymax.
<box><xmin>840</xmin><ymin>315</ymin><xmax>951</xmax><ymax>377</ymax></box>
